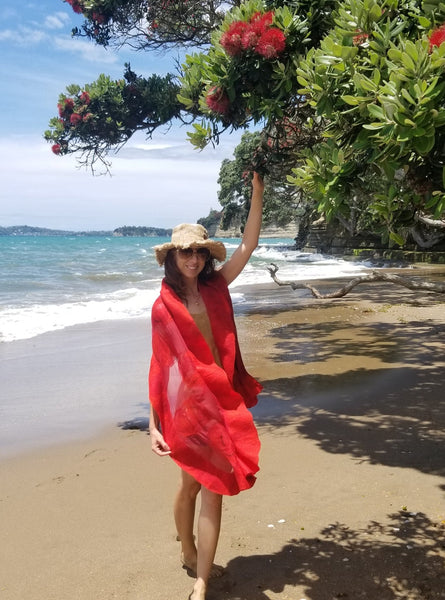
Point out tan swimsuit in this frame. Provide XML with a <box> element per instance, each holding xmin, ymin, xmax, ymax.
<box><xmin>191</xmin><ymin>311</ymin><xmax>222</xmax><ymax>367</ymax></box>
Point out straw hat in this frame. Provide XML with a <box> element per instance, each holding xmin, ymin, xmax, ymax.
<box><xmin>154</xmin><ymin>223</ymin><xmax>226</xmax><ymax>266</ymax></box>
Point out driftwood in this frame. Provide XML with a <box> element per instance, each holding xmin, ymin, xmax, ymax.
<box><xmin>267</xmin><ymin>263</ymin><xmax>445</xmax><ymax>299</ymax></box>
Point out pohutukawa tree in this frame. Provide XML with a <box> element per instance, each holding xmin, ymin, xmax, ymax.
<box><xmin>48</xmin><ymin>64</ymin><xmax>184</xmax><ymax>167</ymax></box>
<box><xmin>64</xmin><ymin>0</ymin><xmax>238</xmax><ymax>49</ymax></box>
<box><xmin>45</xmin><ymin>0</ymin><xmax>445</xmax><ymax>248</ymax></box>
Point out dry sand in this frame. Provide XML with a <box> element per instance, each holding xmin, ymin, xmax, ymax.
<box><xmin>1</xmin><ymin>276</ymin><xmax>445</xmax><ymax>600</ymax></box>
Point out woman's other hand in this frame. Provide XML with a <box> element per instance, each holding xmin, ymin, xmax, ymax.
<box><xmin>150</xmin><ymin>427</ymin><xmax>172</xmax><ymax>456</ymax></box>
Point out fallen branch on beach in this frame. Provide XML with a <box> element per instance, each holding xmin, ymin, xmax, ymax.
<box><xmin>267</xmin><ymin>263</ymin><xmax>445</xmax><ymax>299</ymax></box>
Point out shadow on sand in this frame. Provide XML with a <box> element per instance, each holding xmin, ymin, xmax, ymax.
<box><xmin>238</xmin><ymin>294</ymin><xmax>445</xmax><ymax>599</ymax></box>
<box><xmin>210</xmin><ymin>511</ymin><xmax>445</xmax><ymax>599</ymax></box>
<box><xmin>251</xmin><ymin>302</ymin><xmax>445</xmax><ymax>478</ymax></box>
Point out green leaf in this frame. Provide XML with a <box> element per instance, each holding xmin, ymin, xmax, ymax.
<box><xmin>177</xmin><ymin>94</ymin><xmax>194</xmax><ymax>109</ymax></box>
<box><xmin>367</xmin><ymin>104</ymin><xmax>385</xmax><ymax>119</ymax></box>
<box><xmin>412</xmin><ymin>134</ymin><xmax>435</xmax><ymax>154</ymax></box>
<box><xmin>369</xmin><ymin>4</ymin><xmax>382</xmax><ymax>20</ymax></box>
<box><xmin>363</xmin><ymin>122</ymin><xmax>386</xmax><ymax>130</ymax></box>
<box><xmin>424</xmin><ymin>77</ymin><xmax>439</xmax><ymax>97</ymax></box>
<box><xmin>372</xmin><ymin>69</ymin><xmax>381</xmax><ymax>86</ymax></box>
<box><xmin>342</xmin><ymin>95</ymin><xmax>363</xmax><ymax>105</ymax></box>
<box><xmin>433</xmin><ymin>195</ymin><xmax>445</xmax><ymax>218</ymax></box>
<box><xmin>425</xmin><ymin>195</ymin><xmax>439</xmax><ymax>209</ymax></box>
<box><xmin>412</xmin><ymin>127</ymin><xmax>427</xmax><ymax>137</ymax></box>
<box><xmin>401</xmin><ymin>52</ymin><xmax>416</xmax><ymax>71</ymax></box>
<box><xmin>400</xmin><ymin>88</ymin><xmax>417</xmax><ymax>106</ymax></box>
<box><xmin>341</xmin><ymin>46</ymin><xmax>358</xmax><ymax>61</ymax></box>
<box><xmin>417</xmin><ymin>16</ymin><xmax>431</xmax><ymax>28</ymax></box>
<box><xmin>387</xmin><ymin>48</ymin><xmax>403</xmax><ymax>62</ymax></box>
<box><xmin>358</xmin><ymin>76</ymin><xmax>377</xmax><ymax>92</ymax></box>
<box><xmin>389</xmin><ymin>232</ymin><xmax>405</xmax><ymax>246</ymax></box>
<box><xmin>405</xmin><ymin>41</ymin><xmax>419</xmax><ymax>64</ymax></box>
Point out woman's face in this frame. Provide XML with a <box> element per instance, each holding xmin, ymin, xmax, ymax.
<box><xmin>174</xmin><ymin>247</ymin><xmax>210</xmax><ymax>281</ymax></box>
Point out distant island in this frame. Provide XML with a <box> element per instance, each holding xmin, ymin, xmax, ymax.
<box><xmin>0</xmin><ymin>209</ymin><xmax>224</xmax><ymax>238</ymax></box>
<box><xmin>0</xmin><ymin>225</ymin><xmax>172</xmax><ymax>237</ymax></box>
<box><xmin>113</xmin><ymin>226</ymin><xmax>172</xmax><ymax>237</ymax></box>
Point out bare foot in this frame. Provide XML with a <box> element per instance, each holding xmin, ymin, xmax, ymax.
<box><xmin>188</xmin><ymin>581</ymin><xmax>206</xmax><ymax>600</ymax></box>
<box><xmin>181</xmin><ymin>553</ymin><xmax>225</xmax><ymax>578</ymax></box>
<box><xmin>188</xmin><ymin>591</ymin><xmax>205</xmax><ymax>600</ymax></box>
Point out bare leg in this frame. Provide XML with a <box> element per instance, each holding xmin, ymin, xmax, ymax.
<box><xmin>174</xmin><ymin>470</ymin><xmax>201</xmax><ymax>569</ymax></box>
<box><xmin>190</xmin><ymin>486</ymin><xmax>223</xmax><ymax>600</ymax></box>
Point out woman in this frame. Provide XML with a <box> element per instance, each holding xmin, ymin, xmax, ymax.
<box><xmin>149</xmin><ymin>172</ymin><xmax>264</xmax><ymax>600</ymax></box>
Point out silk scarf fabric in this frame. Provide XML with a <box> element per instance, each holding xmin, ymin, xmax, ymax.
<box><xmin>149</xmin><ymin>273</ymin><xmax>261</xmax><ymax>495</ymax></box>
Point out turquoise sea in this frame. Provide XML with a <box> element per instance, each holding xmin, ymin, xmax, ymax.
<box><xmin>0</xmin><ymin>234</ymin><xmax>370</xmax><ymax>343</ymax></box>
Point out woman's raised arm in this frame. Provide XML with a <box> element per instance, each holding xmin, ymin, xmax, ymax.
<box><xmin>219</xmin><ymin>172</ymin><xmax>264</xmax><ymax>286</ymax></box>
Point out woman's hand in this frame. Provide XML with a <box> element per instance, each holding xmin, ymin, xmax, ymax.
<box><xmin>150</xmin><ymin>427</ymin><xmax>171</xmax><ymax>456</ymax></box>
<box><xmin>251</xmin><ymin>171</ymin><xmax>265</xmax><ymax>194</ymax></box>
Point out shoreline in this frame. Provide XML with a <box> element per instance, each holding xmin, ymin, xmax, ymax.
<box><xmin>2</xmin><ymin>266</ymin><xmax>445</xmax><ymax>458</ymax></box>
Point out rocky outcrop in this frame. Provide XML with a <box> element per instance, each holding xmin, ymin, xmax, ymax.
<box><xmin>303</xmin><ymin>220</ymin><xmax>445</xmax><ymax>262</ymax></box>
<box><xmin>303</xmin><ymin>220</ymin><xmax>387</xmax><ymax>254</ymax></box>
<box><xmin>215</xmin><ymin>219</ymin><xmax>298</xmax><ymax>239</ymax></box>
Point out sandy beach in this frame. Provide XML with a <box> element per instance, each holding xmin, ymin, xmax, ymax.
<box><xmin>1</xmin><ymin>274</ymin><xmax>445</xmax><ymax>600</ymax></box>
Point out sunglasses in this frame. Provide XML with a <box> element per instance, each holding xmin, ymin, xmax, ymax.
<box><xmin>177</xmin><ymin>247</ymin><xmax>211</xmax><ymax>260</ymax></box>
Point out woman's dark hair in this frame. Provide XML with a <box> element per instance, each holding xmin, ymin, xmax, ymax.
<box><xmin>164</xmin><ymin>249</ymin><xmax>216</xmax><ymax>303</ymax></box>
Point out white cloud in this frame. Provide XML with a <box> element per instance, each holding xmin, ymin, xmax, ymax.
<box><xmin>0</xmin><ymin>29</ymin><xmax>14</xmax><ymax>41</ymax></box>
<box><xmin>53</xmin><ymin>35</ymin><xmax>119</xmax><ymax>64</ymax></box>
<box><xmin>0</xmin><ymin>134</ymin><xmax>237</xmax><ymax>230</ymax></box>
<box><xmin>45</xmin><ymin>12</ymin><xmax>70</xmax><ymax>30</ymax></box>
<box><xmin>0</xmin><ymin>10</ymin><xmax>70</xmax><ymax>46</ymax></box>
<box><xmin>18</xmin><ymin>25</ymin><xmax>47</xmax><ymax>44</ymax></box>
<box><xmin>0</xmin><ymin>25</ymin><xmax>46</xmax><ymax>44</ymax></box>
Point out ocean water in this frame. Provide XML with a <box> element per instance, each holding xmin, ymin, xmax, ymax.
<box><xmin>0</xmin><ymin>234</ymin><xmax>371</xmax><ymax>343</ymax></box>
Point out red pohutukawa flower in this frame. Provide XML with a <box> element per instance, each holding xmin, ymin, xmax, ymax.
<box><xmin>205</xmin><ymin>86</ymin><xmax>230</xmax><ymax>115</ymax></box>
<box><xmin>79</xmin><ymin>91</ymin><xmax>90</xmax><ymax>104</ymax></box>
<box><xmin>241</xmin><ymin>27</ymin><xmax>262</xmax><ymax>50</ymax></box>
<box><xmin>352</xmin><ymin>31</ymin><xmax>369</xmax><ymax>46</ymax></box>
<box><xmin>51</xmin><ymin>143</ymin><xmax>62</xmax><ymax>155</ymax></box>
<box><xmin>69</xmin><ymin>113</ymin><xmax>83</xmax><ymax>126</ymax></box>
<box><xmin>428</xmin><ymin>24</ymin><xmax>445</xmax><ymax>51</ymax></box>
<box><xmin>221</xmin><ymin>10</ymin><xmax>286</xmax><ymax>58</ymax></box>
<box><xmin>250</xmin><ymin>11</ymin><xmax>274</xmax><ymax>29</ymax></box>
<box><xmin>220</xmin><ymin>21</ymin><xmax>249</xmax><ymax>56</ymax></box>
<box><xmin>66</xmin><ymin>0</ymin><xmax>84</xmax><ymax>15</ymax></box>
<box><xmin>58</xmin><ymin>97</ymin><xmax>75</xmax><ymax>117</ymax></box>
<box><xmin>255</xmin><ymin>28</ymin><xmax>286</xmax><ymax>58</ymax></box>
<box><xmin>241</xmin><ymin>13</ymin><xmax>272</xmax><ymax>49</ymax></box>
<box><xmin>92</xmin><ymin>12</ymin><xmax>106</xmax><ymax>24</ymax></box>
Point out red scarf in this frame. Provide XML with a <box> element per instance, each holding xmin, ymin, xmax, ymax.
<box><xmin>149</xmin><ymin>273</ymin><xmax>261</xmax><ymax>495</ymax></box>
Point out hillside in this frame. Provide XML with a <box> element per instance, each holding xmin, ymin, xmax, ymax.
<box><xmin>0</xmin><ymin>225</ymin><xmax>171</xmax><ymax>237</ymax></box>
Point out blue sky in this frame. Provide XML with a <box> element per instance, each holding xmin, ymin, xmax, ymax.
<box><xmin>0</xmin><ymin>1</ymin><xmax>241</xmax><ymax>230</ymax></box>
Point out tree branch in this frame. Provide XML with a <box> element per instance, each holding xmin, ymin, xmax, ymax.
<box><xmin>415</xmin><ymin>212</ymin><xmax>445</xmax><ymax>229</ymax></box>
<box><xmin>267</xmin><ymin>263</ymin><xmax>445</xmax><ymax>298</ymax></box>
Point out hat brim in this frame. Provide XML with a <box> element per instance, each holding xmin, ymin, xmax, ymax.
<box><xmin>154</xmin><ymin>239</ymin><xmax>226</xmax><ymax>266</ymax></box>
